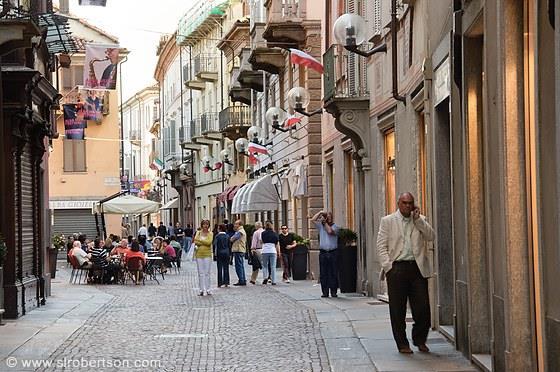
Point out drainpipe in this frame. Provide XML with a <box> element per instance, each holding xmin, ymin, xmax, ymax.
<box><xmin>119</xmin><ymin>55</ymin><xmax>128</xmax><ymax>188</ymax></box>
<box><xmin>391</xmin><ymin>0</ymin><xmax>406</xmax><ymax>103</ymax></box>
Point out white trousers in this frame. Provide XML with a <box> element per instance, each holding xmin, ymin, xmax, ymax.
<box><xmin>196</xmin><ymin>257</ymin><xmax>212</xmax><ymax>292</ymax></box>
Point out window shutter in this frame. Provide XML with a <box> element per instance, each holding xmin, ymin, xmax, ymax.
<box><xmin>62</xmin><ymin>69</ymin><xmax>72</xmax><ymax>90</ymax></box>
<box><xmin>74</xmin><ymin>140</ymin><xmax>87</xmax><ymax>172</ymax></box>
<box><xmin>74</xmin><ymin>65</ymin><xmax>84</xmax><ymax>86</ymax></box>
<box><xmin>102</xmin><ymin>92</ymin><xmax>110</xmax><ymax>115</ymax></box>
<box><xmin>63</xmin><ymin>139</ymin><xmax>74</xmax><ymax>171</ymax></box>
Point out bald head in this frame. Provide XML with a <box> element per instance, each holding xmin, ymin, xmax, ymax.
<box><xmin>255</xmin><ymin>221</ymin><xmax>263</xmax><ymax>229</ymax></box>
<box><xmin>397</xmin><ymin>192</ymin><xmax>415</xmax><ymax>217</ymax></box>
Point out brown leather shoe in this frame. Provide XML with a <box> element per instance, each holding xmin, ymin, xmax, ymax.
<box><xmin>398</xmin><ymin>347</ymin><xmax>413</xmax><ymax>354</ymax></box>
<box><xmin>417</xmin><ymin>344</ymin><xmax>430</xmax><ymax>353</ymax></box>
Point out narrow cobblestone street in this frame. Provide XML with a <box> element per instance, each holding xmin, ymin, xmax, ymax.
<box><xmin>36</xmin><ymin>263</ymin><xmax>329</xmax><ymax>372</ymax></box>
<box><xmin>0</xmin><ymin>259</ymin><xmax>477</xmax><ymax>372</ymax></box>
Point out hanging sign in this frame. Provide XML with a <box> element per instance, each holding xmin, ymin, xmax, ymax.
<box><xmin>63</xmin><ymin>104</ymin><xmax>87</xmax><ymax>140</ymax></box>
<box><xmin>79</xmin><ymin>0</ymin><xmax>108</xmax><ymax>6</ymax></box>
<box><xmin>79</xmin><ymin>89</ymin><xmax>103</xmax><ymax>121</ymax></box>
<box><xmin>84</xmin><ymin>44</ymin><xmax>120</xmax><ymax>90</ymax></box>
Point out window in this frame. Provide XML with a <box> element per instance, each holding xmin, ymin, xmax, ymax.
<box><xmin>326</xmin><ymin>161</ymin><xmax>334</xmax><ymax>212</ymax></box>
<box><xmin>63</xmin><ymin>139</ymin><xmax>86</xmax><ymax>172</ymax></box>
<box><xmin>384</xmin><ymin>129</ymin><xmax>396</xmax><ymax>213</ymax></box>
<box><xmin>345</xmin><ymin>152</ymin><xmax>355</xmax><ymax>230</ymax></box>
<box><xmin>62</xmin><ymin>65</ymin><xmax>84</xmax><ymax>90</ymax></box>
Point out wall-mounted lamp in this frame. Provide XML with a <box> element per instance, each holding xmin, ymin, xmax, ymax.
<box><xmin>265</xmin><ymin>107</ymin><xmax>290</xmax><ymax>133</ymax></box>
<box><xmin>220</xmin><ymin>149</ymin><xmax>233</xmax><ymax>165</ymax></box>
<box><xmin>333</xmin><ymin>13</ymin><xmax>387</xmax><ymax>57</ymax></box>
<box><xmin>235</xmin><ymin>137</ymin><xmax>249</xmax><ymax>155</ymax></box>
<box><xmin>247</xmin><ymin>125</ymin><xmax>262</xmax><ymax>143</ymax></box>
<box><xmin>202</xmin><ymin>155</ymin><xmax>223</xmax><ymax>173</ymax></box>
<box><xmin>287</xmin><ymin>87</ymin><xmax>323</xmax><ymax>117</ymax></box>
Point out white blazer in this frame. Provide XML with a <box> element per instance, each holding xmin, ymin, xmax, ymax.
<box><xmin>376</xmin><ymin>211</ymin><xmax>435</xmax><ymax>279</ymax></box>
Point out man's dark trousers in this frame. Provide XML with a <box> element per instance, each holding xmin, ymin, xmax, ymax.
<box><xmin>386</xmin><ymin>260</ymin><xmax>430</xmax><ymax>349</ymax></box>
<box><xmin>319</xmin><ymin>249</ymin><xmax>338</xmax><ymax>296</ymax></box>
<box><xmin>216</xmin><ymin>254</ymin><xmax>230</xmax><ymax>286</ymax></box>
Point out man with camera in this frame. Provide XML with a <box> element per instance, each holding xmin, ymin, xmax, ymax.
<box><xmin>377</xmin><ymin>192</ymin><xmax>435</xmax><ymax>354</ymax></box>
<box><xmin>311</xmin><ymin>210</ymin><xmax>339</xmax><ymax>298</ymax></box>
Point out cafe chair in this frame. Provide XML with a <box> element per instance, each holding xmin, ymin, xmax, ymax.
<box><xmin>125</xmin><ymin>256</ymin><xmax>145</xmax><ymax>285</ymax></box>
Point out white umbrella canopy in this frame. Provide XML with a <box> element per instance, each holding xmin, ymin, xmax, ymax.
<box><xmin>94</xmin><ymin>194</ymin><xmax>160</xmax><ymax>214</ymax></box>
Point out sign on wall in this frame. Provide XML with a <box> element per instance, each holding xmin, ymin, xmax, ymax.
<box><xmin>84</xmin><ymin>44</ymin><xmax>120</xmax><ymax>90</ymax></box>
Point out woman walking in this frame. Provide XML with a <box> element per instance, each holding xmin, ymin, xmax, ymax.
<box><xmin>194</xmin><ymin>219</ymin><xmax>213</xmax><ymax>295</ymax></box>
<box><xmin>261</xmin><ymin>221</ymin><xmax>280</xmax><ymax>285</ymax></box>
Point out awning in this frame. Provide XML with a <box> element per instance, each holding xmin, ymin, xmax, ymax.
<box><xmin>94</xmin><ymin>194</ymin><xmax>160</xmax><ymax>214</ymax></box>
<box><xmin>231</xmin><ymin>175</ymin><xmax>278</xmax><ymax>214</ymax></box>
<box><xmin>160</xmin><ymin>197</ymin><xmax>179</xmax><ymax>210</ymax></box>
<box><xmin>227</xmin><ymin>184</ymin><xmax>243</xmax><ymax>201</ymax></box>
<box><xmin>218</xmin><ymin>185</ymin><xmax>235</xmax><ymax>203</ymax></box>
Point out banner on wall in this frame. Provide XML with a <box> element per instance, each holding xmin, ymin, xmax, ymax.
<box><xmin>79</xmin><ymin>0</ymin><xmax>107</xmax><ymax>6</ymax></box>
<box><xmin>84</xmin><ymin>44</ymin><xmax>120</xmax><ymax>90</ymax></box>
<box><xmin>63</xmin><ymin>104</ymin><xmax>87</xmax><ymax>140</ymax></box>
<box><xmin>79</xmin><ymin>89</ymin><xmax>103</xmax><ymax>121</ymax></box>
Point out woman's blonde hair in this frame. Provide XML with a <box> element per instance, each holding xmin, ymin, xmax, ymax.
<box><xmin>200</xmin><ymin>219</ymin><xmax>211</xmax><ymax>229</ymax></box>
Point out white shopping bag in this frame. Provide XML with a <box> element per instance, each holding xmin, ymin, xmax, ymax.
<box><xmin>185</xmin><ymin>243</ymin><xmax>196</xmax><ymax>261</ymax></box>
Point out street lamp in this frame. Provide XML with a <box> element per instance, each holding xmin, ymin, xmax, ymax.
<box><xmin>235</xmin><ymin>137</ymin><xmax>249</xmax><ymax>153</ymax></box>
<box><xmin>247</xmin><ymin>126</ymin><xmax>262</xmax><ymax>143</ymax></box>
<box><xmin>287</xmin><ymin>87</ymin><xmax>323</xmax><ymax>117</ymax></box>
<box><xmin>333</xmin><ymin>13</ymin><xmax>387</xmax><ymax>57</ymax></box>
<box><xmin>220</xmin><ymin>149</ymin><xmax>233</xmax><ymax>165</ymax></box>
<box><xmin>265</xmin><ymin>107</ymin><xmax>290</xmax><ymax>133</ymax></box>
<box><xmin>202</xmin><ymin>155</ymin><xmax>223</xmax><ymax>172</ymax></box>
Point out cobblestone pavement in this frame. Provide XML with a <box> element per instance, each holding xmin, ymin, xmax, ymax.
<box><xmin>38</xmin><ymin>262</ymin><xmax>330</xmax><ymax>372</ymax></box>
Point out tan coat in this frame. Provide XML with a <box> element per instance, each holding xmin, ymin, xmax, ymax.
<box><xmin>231</xmin><ymin>227</ymin><xmax>247</xmax><ymax>253</ymax></box>
<box><xmin>376</xmin><ymin>211</ymin><xmax>435</xmax><ymax>279</ymax></box>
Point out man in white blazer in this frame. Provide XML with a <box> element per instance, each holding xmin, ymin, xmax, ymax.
<box><xmin>377</xmin><ymin>192</ymin><xmax>435</xmax><ymax>354</ymax></box>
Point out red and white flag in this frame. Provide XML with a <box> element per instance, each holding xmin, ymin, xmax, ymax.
<box><xmin>289</xmin><ymin>48</ymin><xmax>324</xmax><ymax>74</ymax></box>
<box><xmin>248</xmin><ymin>142</ymin><xmax>268</xmax><ymax>155</ymax></box>
<box><xmin>249</xmin><ymin>154</ymin><xmax>258</xmax><ymax>165</ymax></box>
<box><xmin>284</xmin><ymin>114</ymin><xmax>301</xmax><ymax>128</ymax></box>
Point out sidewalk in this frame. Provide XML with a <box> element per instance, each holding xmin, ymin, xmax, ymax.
<box><xmin>275</xmin><ymin>279</ymin><xmax>478</xmax><ymax>372</ymax></box>
<box><xmin>0</xmin><ymin>262</ymin><xmax>113</xmax><ymax>370</ymax></box>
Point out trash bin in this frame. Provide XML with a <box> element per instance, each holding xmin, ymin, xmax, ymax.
<box><xmin>338</xmin><ymin>244</ymin><xmax>357</xmax><ymax>293</ymax></box>
<box><xmin>49</xmin><ymin>248</ymin><xmax>58</xmax><ymax>279</ymax></box>
<box><xmin>292</xmin><ymin>244</ymin><xmax>308</xmax><ymax>280</ymax></box>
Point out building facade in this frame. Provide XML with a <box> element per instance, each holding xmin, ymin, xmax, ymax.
<box><xmin>324</xmin><ymin>0</ymin><xmax>558</xmax><ymax>370</ymax></box>
<box><xmin>120</xmin><ymin>85</ymin><xmax>159</xmax><ymax>233</ymax></box>
<box><xmin>0</xmin><ymin>1</ymin><xmax>66</xmax><ymax>318</ymax></box>
<box><xmin>49</xmin><ymin>11</ymin><xmax>122</xmax><ymax>240</ymax></box>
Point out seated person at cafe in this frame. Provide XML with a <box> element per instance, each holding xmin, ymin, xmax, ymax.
<box><xmin>160</xmin><ymin>239</ymin><xmax>176</xmax><ymax>268</ymax></box>
<box><xmin>138</xmin><ymin>235</ymin><xmax>151</xmax><ymax>253</ymax></box>
<box><xmin>90</xmin><ymin>240</ymin><xmax>119</xmax><ymax>284</ymax></box>
<box><xmin>124</xmin><ymin>241</ymin><xmax>146</xmax><ymax>267</ymax></box>
<box><xmin>71</xmin><ymin>241</ymin><xmax>92</xmax><ymax>268</ymax></box>
<box><xmin>103</xmin><ymin>237</ymin><xmax>114</xmax><ymax>253</ymax></box>
<box><xmin>169</xmin><ymin>236</ymin><xmax>182</xmax><ymax>267</ymax></box>
<box><xmin>110</xmin><ymin>239</ymin><xmax>130</xmax><ymax>256</ymax></box>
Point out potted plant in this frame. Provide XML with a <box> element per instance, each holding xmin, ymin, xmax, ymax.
<box><xmin>337</xmin><ymin>228</ymin><xmax>358</xmax><ymax>293</ymax></box>
<box><xmin>50</xmin><ymin>234</ymin><xmax>65</xmax><ymax>279</ymax></box>
<box><xmin>291</xmin><ymin>233</ymin><xmax>310</xmax><ymax>280</ymax></box>
<box><xmin>0</xmin><ymin>233</ymin><xmax>7</xmax><ymax>321</ymax></box>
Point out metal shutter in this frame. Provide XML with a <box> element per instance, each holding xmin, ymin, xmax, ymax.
<box><xmin>53</xmin><ymin>209</ymin><xmax>99</xmax><ymax>240</ymax></box>
<box><xmin>20</xmin><ymin>143</ymin><xmax>36</xmax><ymax>278</ymax></box>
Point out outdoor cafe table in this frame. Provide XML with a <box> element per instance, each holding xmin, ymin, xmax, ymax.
<box><xmin>145</xmin><ymin>255</ymin><xmax>164</xmax><ymax>283</ymax></box>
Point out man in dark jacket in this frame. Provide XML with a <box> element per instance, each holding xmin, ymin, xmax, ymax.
<box><xmin>147</xmin><ymin>223</ymin><xmax>157</xmax><ymax>238</ymax></box>
<box><xmin>157</xmin><ymin>222</ymin><xmax>167</xmax><ymax>238</ymax></box>
<box><xmin>213</xmin><ymin>224</ymin><xmax>231</xmax><ymax>287</ymax></box>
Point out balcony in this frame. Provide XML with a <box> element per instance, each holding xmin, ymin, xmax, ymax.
<box><xmin>201</xmin><ymin>112</ymin><xmax>220</xmax><ymax>134</ymax></box>
<box><xmin>237</xmin><ymin>48</ymin><xmax>263</xmax><ymax>92</ymax></box>
<box><xmin>176</xmin><ymin>0</ymin><xmax>228</xmax><ymax>46</ymax></box>
<box><xmin>219</xmin><ymin>105</ymin><xmax>251</xmax><ymax>141</ymax></box>
<box><xmin>229</xmin><ymin>66</ymin><xmax>251</xmax><ymax>105</ymax></box>
<box><xmin>248</xmin><ymin>24</ymin><xmax>285</xmax><ymax>74</ymax></box>
<box><xmin>129</xmin><ymin>130</ymin><xmax>141</xmax><ymax>146</ymax></box>
<box><xmin>193</xmin><ymin>54</ymin><xmax>218</xmax><ymax>82</ymax></box>
<box><xmin>323</xmin><ymin>45</ymin><xmax>371</xmax><ymax>160</ymax></box>
<box><xmin>262</xmin><ymin>0</ymin><xmax>306</xmax><ymax>47</ymax></box>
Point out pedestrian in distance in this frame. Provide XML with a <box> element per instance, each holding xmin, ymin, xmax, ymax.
<box><xmin>260</xmin><ymin>221</ymin><xmax>280</xmax><ymax>285</ymax></box>
<box><xmin>147</xmin><ymin>222</ymin><xmax>157</xmax><ymax>238</ymax></box>
<box><xmin>377</xmin><ymin>192</ymin><xmax>435</xmax><ymax>354</ymax></box>
<box><xmin>167</xmin><ymin>222</ymin><xmax>175</xmax><ymax>238</ymax></box>
<box><xmin>230</xmin><ymin>220</ymin><xmax>247</xmax><ymax>286</ymax></box>
<box><xmin>194</xmin><ymin>220</ymin><xmax>214</xmax><ymax>295</ymax></box>
<box><xmin>137</xmin><ymin>224</ymin><xmax>147</xmax><ymax>238</ymax></box>
<box><xmin>279</xmin><ymin>224</ymin><xmax>297</xmax><ymax>283</ymax></box>
<box><xmin>311</xmin><ymin>210</ymin><xmax>340</xmax><ymax>298</ymax></box>
<box><xmin>249</xmin><ymin>222</ymin><xmax>264</xmax><ymax>284</ymax></box>
<box><xmin>121</xmin><ymin>223</ymin><xmax>129</xmax><ymax>239</ymax></box>
<box><xmin>213</xmin><ymin>224</ymin><xmax>231</xmax><ymax>288</ymax></box>
<box><xmin>157</xmin><ymin>221</ymin><xmax>167</xmax><ymax>238</ymax></box>
<box><xmin>184</xmin><ymin>224</ymin><xmax>194</xmax><ymax>254</ymax></box>
<box><xmin>175</xmin><ymin>222</ymin><xmax>185</xmax><ymax>247</ymax></box>
<box><xmin>169</xmin><ymin>236</ymin><xmax>182</xmax><ymax>268</ymax></box>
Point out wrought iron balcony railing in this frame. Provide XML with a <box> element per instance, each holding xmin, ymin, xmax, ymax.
<box><xmin>201</xmin><ymin>112</ymin><xmax>219</xmax><ymax>134</ymax></box>
<box><xmin>219</xmin><ymin>106</ymin><xmax>251</xmax><ymax>132</ymax></box>
<box><xmin>323</xmin><ymin>45</ymin><xmax>369</xmax><ymax>103</ymax></box>
<box><xmin>265</xmin><ymin>0</ymin><xmax>305</xmax><ymax>23</ymax></box>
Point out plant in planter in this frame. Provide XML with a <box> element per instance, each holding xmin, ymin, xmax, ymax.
<box><xmin>290</xmin><ymin>233</ymin><xmax>309</xmax><ymax>280</ymax></box>
<box><xmin>338</xmin><ymin>228</ymin><xmax>358</xmax><ymax>246</ymax></box>
<box><xmin>52</xmin><ymin>234</ymin><xmax>66</xmax><ymax>251</ymax></box>
<box><xmin>292</xmin><ymin>233</ymin><xmax>310</xmax><ymax>246</ymax></box>
<box><xmin>337</xmin><ymin>228</ymin><xmax>358</xmax><ymax>293</ymax></box>
<box><xmin>50</xmin><ymin>234</ymin><xmax>65</xmax><ymax>279</ymax></box>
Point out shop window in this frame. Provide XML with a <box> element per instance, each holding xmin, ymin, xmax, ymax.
<box><xmin>384</xmin><ymin>129</ymin><xmax>396</xmax><ymax>213</ymax></box>
<box><xmin>63</xmin><ymin>139</ymin><xmax>86</xmax><ymax>172</ymax></box>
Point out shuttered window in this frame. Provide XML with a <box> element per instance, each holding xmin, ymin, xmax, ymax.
<box><xmin>63</xmin><ymin>139</ymin><xmax>87</xmax><ymax>172</ymax></box>
<box><xmin>20</xmin><ymin>144</ymin><xmax>36</xmax><ymax>278</ymax></box>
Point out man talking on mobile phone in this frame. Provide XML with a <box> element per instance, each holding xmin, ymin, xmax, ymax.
<box><xmin>311</xmin><ymin>210</ymin><xmax>339</xmax><ymax>298</ymax></box>
<box><xmin>377</xmin><ymin>192</ymin><xmax>435</xmax><ymax>354</ymax></box>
